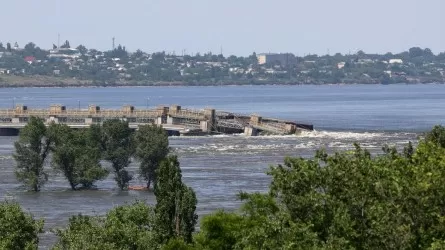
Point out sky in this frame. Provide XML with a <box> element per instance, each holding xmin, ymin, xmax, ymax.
<box><xmin>1</xmin><ymin>0</ymin><xmax>444</xmax><ymax>56</ymax></box>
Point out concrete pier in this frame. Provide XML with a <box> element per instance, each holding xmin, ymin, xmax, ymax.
<box><xmin>0</xmin><ymin>104</ymin><xmax>313</xmax><ymax>136</ymax></box>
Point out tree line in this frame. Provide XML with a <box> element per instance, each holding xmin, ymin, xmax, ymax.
<box><xmin>13</xmin><ymin>117</ymin><xmax>169</xmax><ymax>191</ymax></box>
<box><xmin>4</xmin><ymin>125</ymin><xmax>445</xmax><ymax>249</ymax></box>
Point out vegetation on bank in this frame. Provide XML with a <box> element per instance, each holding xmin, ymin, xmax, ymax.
<box><xmin>4</xmin><ymin>124</ymin><xmax>445</xmax><ymax>248</ymax></box>
<box><xmin>0</xmin><ymin>40</ymin><xmax>444</xmax><ymax>86</ymax></box>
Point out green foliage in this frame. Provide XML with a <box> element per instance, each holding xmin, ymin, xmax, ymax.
<box><xmin>60</xmin><ymin>40</ymin><xmax>71</xmax><ymax>49</ymax></box>
<box><xmin>135</xmin><ymin>124</ymin><xmax>169</xmax><ymax>188</ymax></box>
<box><xmin>197</xmin><ymin>136</ymin><xmax>445</xmax><ymax>249</ymax></box>
<box><xmin>13</xmin><ymin>117</ymin><xmax>52</xmax><ymax>191</ymax></box>
<box><xmin>425</xmin><ymin>125</ymin><xmax>445</xmax><ymax>148</ymax></box>
<box><xmin>154</xmin><ymin>156</ymin><xmax>198</xmax><ymax>244</ymax></box>
<box><xmin>161</xmin><ymin>238</ymin><xmax>194</xmax><ymax>250</ymax></box>
<box><xmin>0</xmin><ymin>201</ymin><xmax>43</xmax><ymax>250</ymax></box>
<box><xmin>195</xmin><ymin>211</ymin><xmax>244</xmax><ymax>250</ymax></box>
<box><xmin>54</xmin><ymin>201</ymin><xmax>157</xmax><ymax>250</ymax></box>
<box><xmin>102</xmin><ymin>119</ymin><xmax>134</xmax><ymax>190</ymax></box>
<box><xmin>50</xmin><ymin>124</ymin><xmax>108</xmax><ymax>190</ymax></box>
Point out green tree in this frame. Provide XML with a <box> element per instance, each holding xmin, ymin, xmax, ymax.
<box><xmin>102</xmin><ymin>119</ymin><xmax>134</xmax><ymax>190</ymax></box>
<box><xmin>154</xmin><ymin>156</ymin><xmax>198</xmax><ymax>244</ymax></box>
<box><xmin>76</xmin><ymin>45</ymin><xmax>88</xmax><ymax>55</ymax></box>
<box><xmin>50</xmin><ymin>124</ymin><xmax>108</xmax><ymax>190</ymax></box>
<box><xmin>0</xmin><ymin>201</ymin><xmax>43</xmax><ymax>250</ymax></box>
<box><xmin>54</xmin><ymin>201</ymin><xmax>157</xmax><ymax>250</ymax></box>
<box><xmin>13</xmin><ymin>117</ymin><xmax>52</xmax><ymax>192</ymax></box>
<box><xmin>135</xmin><ymin>124</ymin><xmax>169</xmax><ymax>189</ymax></box>
<box><xmin>195</xmin><ymin>211</ymin><xmax>244</xmax><ymax>250</ymax></box>
<box><xmin>6</xmin><ymin>42</ymin><xmax>11</xmax><ymax>52</ymax></box>
<box><xmin>425</xmin><ymin>125</ymin><xmax>445</xmax><ymax>148</ymax></box>
<box><xmin>60</xmin><ymin>40</ymin><xmax>71</xmax><ymax>49</ymax></box>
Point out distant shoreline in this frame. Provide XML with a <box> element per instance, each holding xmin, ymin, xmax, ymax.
<box><xmin>0</xmin><ymin>76</ymin><xmax>444</xmax><ymax>89</ymax></box>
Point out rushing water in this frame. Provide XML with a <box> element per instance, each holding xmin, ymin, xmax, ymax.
<box><xmin>0</xmin><ymin>84</ymin><xmax>444</xmax><ymax>248</ymax></box>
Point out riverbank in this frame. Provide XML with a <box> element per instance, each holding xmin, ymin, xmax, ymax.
<box><xmin>1</xmin><ymin>75</ymin><xmax>444</xmax><ymax>88</ymax></box>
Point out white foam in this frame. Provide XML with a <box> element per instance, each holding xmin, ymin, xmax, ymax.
<box><xmin>298</xmin><ymin>130</ymin><xmax>385</xmax><ymax>140</ymax></box>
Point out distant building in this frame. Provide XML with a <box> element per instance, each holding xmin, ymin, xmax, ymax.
<box><xmin>48</xmin><ymin>48</ymin><xmax>81</xmax><ymax>59</ymax></box>
<box><xmin>337</xmin><ymin>62</ymin><xmax>346</xmax><ymax>69</ymax></box>
<box><xmin>24</xmin><ymin>56</ymin><xmax>36</xmax><ymax>64</ymax></box>
<box><xmin>257</xmin><ymin>53</ymin><xmax>296</xmax><ymax>67</ymax></box>
<box><xmin>389</xmin><ymin>59</ymin><xmax>403</xmax><ymax>64</ymax></box>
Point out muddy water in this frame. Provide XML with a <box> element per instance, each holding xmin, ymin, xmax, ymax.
<box><xmin>0</xmin><ymin>131</ymin><xmax>418</xmax><ymax>249</ymax></box>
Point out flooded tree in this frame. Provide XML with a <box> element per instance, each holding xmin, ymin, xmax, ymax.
<box><xmin>135</xmin><ymin>124</ymin><xmax>169</xmax><ymax>189</ymax></box>
<box><xmin>13</xmin><ymin>117</ymin><xmax>52</xmax><ymax>192</ymax></box>
<box><xmin>50</xmin><ymin>124</ymin><xmax>108</xmax><ymax>190</ymax></box>
<box><xmin>102</xmin><ymin>119</ymin><xmax>134</xmax><ymax>190</ymax></box>
<box><xmin>54</xmin><ymin>156</ymin><xmax>197</xmax><ymax>249</ymax></box>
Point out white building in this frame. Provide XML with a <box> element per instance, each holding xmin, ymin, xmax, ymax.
<box><xmin>389</xmin><ymin>59</ymin><xmax>403</xmax><ymax>64</ymax></box>
<box><xmin>48</xmin><ymin>48</ymin><xmax>81</xmax><ymax>59</ymax></box>
<box><xmin>337</xmin><ymin>62</ymin><xmax>346</xmax><ymax>69</ymax></box>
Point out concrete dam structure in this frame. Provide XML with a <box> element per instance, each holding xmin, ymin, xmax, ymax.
<box><xmin>0</xmin><ymin>104</ymin><xmax>313</xmax><ymax>136</ymax></box>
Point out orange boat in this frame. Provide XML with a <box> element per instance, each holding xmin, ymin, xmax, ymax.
<box><xmin>128</xmin><ymin>186</ymin><xmax>149</xmax><ymax>191</ymax></box>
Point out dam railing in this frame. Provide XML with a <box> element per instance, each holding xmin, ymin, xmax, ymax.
<box><xmin>0</xmin><ymin>104</ymin><xmax>313</xmax><ymax>136</ymax></box>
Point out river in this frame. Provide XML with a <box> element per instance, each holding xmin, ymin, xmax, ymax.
<box><xmin>0</xmin><ymin>84</ymin><xmax>444</xmax><ymax>248</ymax></box>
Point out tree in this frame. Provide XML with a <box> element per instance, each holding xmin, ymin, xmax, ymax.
<box><xmin>154</xmin><ymin>156</ymin><xmax>198</xmax><ymax>244</ymax></box>
<box><xmin>135</xmin><ymin>124</ymin><xmax>169</xmax><ymax>189</ymax></box>
<box><xmin>0</xmin><ymin>201</ymin><xmax>43</xmax><ymax>250</ymax></box>
<box><xmin>425</xmin><ymin>125</ymin><xmax>445</xmax><ymax>148</ymax></box>
<box><xmin>24</xmin><ymin>42</ymin><xmax>36</xmax><ymax>52</ymax></box>
<box><xmin>6</xmin><ymin>42</ymin><xmax>11</xmax><ymax>52</ymax></box>
<box><xmin>195</xmin><ymin>211</ymin><xmax>244</xmax><ymax>250</ymax></box>
<box><xmin>54</xmin><ymin>201</ymin><xmax>157</xmax><ymax>250</ymax></box>
<box><xmin>50</xmin><ymin>124</ymin><xmax>108</xmax><ymax>190</ymax></box>
<box><xmin>13</xmin><ymin>117</ymin><xmax>52</xmax><ymax>192</ymax></box>
<box><xmin>102</xmin><ymin>119</ymin><xmax>134</xmax><ymax>190</ymax></box>
<box><xmin>61</xmin><ymin>40</ymin><xmax>71</xmax><ymax>49</ymax></box>
<box><xmin>409</xmin><ymin>47</ymin><xmax>424</xmax><ymax>58</ymax></box>
<box><xmin>248</xmin><ymin>52</ymin><xmax>258</xmax><ymax>66</ymax></box>
<box><xmin>76</xmin><ymin>45</ymin><xmax>88</xmax><ymax>55</ymax></box>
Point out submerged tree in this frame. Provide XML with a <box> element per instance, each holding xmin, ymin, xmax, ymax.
<box><xmin>0</xmin><ymin>201</ymin><xmax>44</xmax><ymax>250</ymax></box>
<box><xmin>13</xmin><ymin>117</ymin><xmax>52</xmax><ymax>192</ymax></box>
<box><xmin>154</xmin><ymin>156</ymin><xmax>198</xmax><ymax>244</ymax></box>
<box><xmin>102</xmin><ymin>119</ymin><xmax>134</xmax><ymax>190</ymax></box>
<box><xmin>50</xmin><ymin>124</ymin><xmax>108</xmax><ymax>190</ymax></box>
<box><xmin>135</xmin><ymin>124</ymin><xmax>169</xmax><ymax>189</ymax></box>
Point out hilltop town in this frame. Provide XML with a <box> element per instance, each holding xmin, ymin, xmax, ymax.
<box><xmin>0</xmin><ymin>41</ymin><xmax>444</xmax><ymax>87</ymax></box>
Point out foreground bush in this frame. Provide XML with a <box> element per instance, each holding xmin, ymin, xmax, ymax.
<box><xmin>0</xmin><ymin>201</ymin><xmax>43</xmax><ymax>250</ymax></box>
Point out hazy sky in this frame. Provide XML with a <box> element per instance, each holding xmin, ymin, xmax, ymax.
<box><xmin>1</xmin><ymin>0</ymin><xmax>444</xmax><ymax>56</ymax></box>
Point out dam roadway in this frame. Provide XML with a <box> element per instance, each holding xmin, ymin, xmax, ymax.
<box><xmin>0</xmin><ymin>104</ymin><xmax>313</xmax><ymax>136</ymax></box>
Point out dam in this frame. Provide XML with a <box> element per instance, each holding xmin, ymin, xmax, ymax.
<box><xmin>0</xmin><ymin>104</ymin><xmax>313</xmax><ymax>136</ymax></box>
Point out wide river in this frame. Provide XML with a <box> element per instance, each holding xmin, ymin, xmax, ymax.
<box><xmin>0</xmin><ymin>84</ymin><xmax>444</xmax><ymax>248</ymax></box>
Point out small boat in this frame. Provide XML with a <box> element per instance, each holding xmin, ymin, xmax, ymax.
<box><xmin>128</xmin><ymin>186</ymin><xmax>149</xmax><ymax>191</ymax></box>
